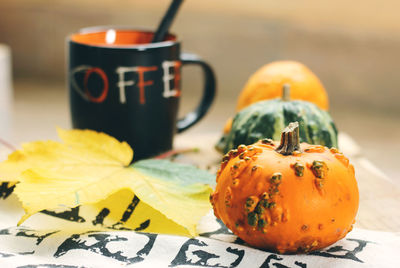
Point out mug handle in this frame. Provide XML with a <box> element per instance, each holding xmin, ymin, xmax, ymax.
<box><xmin>177</xmin><ymin>52</ymin><xmax>217</xmax><ymax>133</ymax></box>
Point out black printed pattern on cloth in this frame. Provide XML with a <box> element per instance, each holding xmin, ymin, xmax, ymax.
<box><xmin>170</xmin><ymin>238</ymin><xmax>245</xmax><ymax>268</ymax></box>
<box><xmin>0</xmin><ymin>182</ymin><xmax>14</xmax><ymax>199</ymax></box>
<box><xmin>54</xmin><ymin>231</ymin><xmax>157</xmax><ymax>265</ymax></box>
<box><xmin>260</xmin><ymin>254</ymin><xmax>307</xmax><ymax>268</ymax></box>
<box><xmin>309</xmin><ymin>238</ymin><xmax>372</xmax><ymax>263</ymax></box>
<box><xmin>0</xmin><ymin>227</ymin><xmax>59</xmax><ymax>245</ymax></box>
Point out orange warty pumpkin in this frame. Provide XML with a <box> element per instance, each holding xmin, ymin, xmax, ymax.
<box><xmin>210</xmin><ymin>122</ymin><xmax>359</xmax><ymax>254</ymax></box>
<box><xmin>236</xmin><ymin>61</ymin><xmax>329</xmax><ymax>111</ymax></box>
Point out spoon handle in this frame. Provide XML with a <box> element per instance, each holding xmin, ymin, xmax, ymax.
<box><xmin>152</xmin><ymin>0</ymin><xmax>184</xmax><ymax>43</ymax></box>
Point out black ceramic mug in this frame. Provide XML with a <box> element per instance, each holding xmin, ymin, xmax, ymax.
<box><xmin>68</xmin><ymin>27</ymin><xmax>216</xmax><ymax>160</ymax></box>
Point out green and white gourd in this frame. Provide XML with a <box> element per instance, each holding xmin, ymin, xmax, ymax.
<box><xmin>217</xmin><ymin>84</ymin><xmax>338</xmax><ymax>154</ymax></box>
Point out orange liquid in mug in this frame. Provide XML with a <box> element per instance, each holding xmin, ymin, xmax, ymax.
<box><xmin>71</xmin><ymin>30</ymin><xmax>176</xmax><ymax>46</ymax></box>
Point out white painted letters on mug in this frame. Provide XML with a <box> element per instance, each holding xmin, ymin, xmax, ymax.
<box><xmin>116</xmin><ymin>67</ymin><xmax>138</xmax><ymax>104</ymax></box>
<box><xmin>162</xmin><ymin>61</ymin><xmax>181</xmax><ymax>98</ymax></box>
<box><xmin>71</xmin><ymin>60</ymin><xmax>181</xmax><ymax>104</ymax></box>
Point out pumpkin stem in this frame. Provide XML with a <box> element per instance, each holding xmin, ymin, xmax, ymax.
<box><xmin>276</xmin><ymin>122</ymin><xmax>302</xmax><ymax>155</ymax></box>
<box><xmin>282</xmin><ymin>83</ymin><xmax>291</xmax><ymax>101</ymax></box>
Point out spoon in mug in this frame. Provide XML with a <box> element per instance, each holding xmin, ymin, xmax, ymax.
<box><xmin>152</xmin><ymin>0</ymin><xmax>185</xmax><ymax>43</ymax></box>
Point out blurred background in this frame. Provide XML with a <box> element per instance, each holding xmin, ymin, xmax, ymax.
<box><xmin>0</xmin><ymin>0</ymin><xmax>399</xmax><ymax>180</ymax></box>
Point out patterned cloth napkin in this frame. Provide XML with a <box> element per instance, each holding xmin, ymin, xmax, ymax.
<box><xmin>0</xmin><ymin>184</ymin><xmax>399</xmax><ymax>268</ymax></box>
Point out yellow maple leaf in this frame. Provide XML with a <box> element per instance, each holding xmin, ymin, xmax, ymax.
<box><xmin>0</xmin><ymin>129</ymin><xmax>214</xmax><ymax>236</ymax></box>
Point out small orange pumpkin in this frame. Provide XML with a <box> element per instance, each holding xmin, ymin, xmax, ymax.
<box><xmin>210</xmin><ymin>122</ymin><xmax>359</xmax><ymax>254</ymax></box>
<box><xmin>236</xmin><ymin>61</ymin><xmax>329</xmax><ymax>111</ymax></box>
